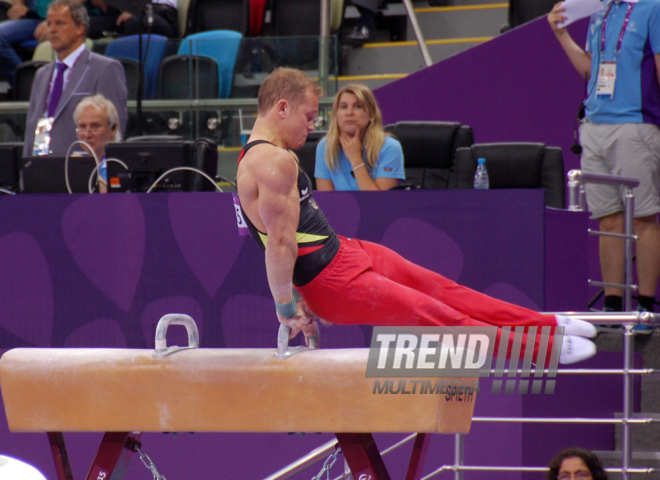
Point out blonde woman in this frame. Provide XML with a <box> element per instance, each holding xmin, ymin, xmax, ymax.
<box><xmin>315</xmin><ymin>84</ymin><xmax>404</xmax><ymax>191</ymax></box>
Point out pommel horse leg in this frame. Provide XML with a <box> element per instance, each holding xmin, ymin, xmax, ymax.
<box><xmin>335</xmin><ymin>433</ymin><xmax>431</xmax><ymax>480</ymax></box>
<box><xmin>48</xmin><ymin>433</ymin><xmax>73</xmax><ymax>480</ymax></box>
<box><xmin>47</xmin><ymin>432</ymin><xmax>141</xmax><ymax>480</ymax></box>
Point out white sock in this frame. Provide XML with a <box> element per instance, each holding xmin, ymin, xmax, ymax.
<box><xmin>558</xmin><ymin>335</ymin><xmax>596</xmax><ymax>365</ymax></box>
<box><xmin>555</xmin><ymin>315</ymin><xmax>597</xmax><ymax>338</ymax></box>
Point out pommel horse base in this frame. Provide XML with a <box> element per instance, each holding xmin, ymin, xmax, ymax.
<box><xmin>0</xmin><ymin>316</ymin><xmax>477</xmax><ymax>480</ymax></box>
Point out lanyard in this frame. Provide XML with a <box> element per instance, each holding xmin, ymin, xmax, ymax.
<box><xmin>600</xmin><ymin>1</ymin><xmax>635</xmax><ymax>55</ymax></box>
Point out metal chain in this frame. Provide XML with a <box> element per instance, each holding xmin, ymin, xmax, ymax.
<box><xmin>135</xmin><ymin>446</ymin><xmax>167</xmax><ymax>480</ymax></box>
<box><xmin>311</xmin><ymin>446</ymin><xmax>342</xmax><ymax>480</ymax></box>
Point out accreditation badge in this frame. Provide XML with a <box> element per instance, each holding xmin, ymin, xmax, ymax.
<box><xmin>596</xmin><ymin>61</ymin><xmax>617</xmax><ymax>99</ymax></box>
<box><xmin>32</xmin><ymin>116</ymin><xmax>54</xmax><ymax>156</ymax></box>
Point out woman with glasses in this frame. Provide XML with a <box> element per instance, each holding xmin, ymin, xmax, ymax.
<box><xmin>315</xmin><ymin>84</ymin><xmax>404</xmax><ymax>191</ymax></box>
<box><xmin>73</xmin><ymin>94</ymin><xmax>121</xmax><ymax>193</ymax></box>
<box><xmin>546</xmin><ymin>447</ymin><xmax>608</xmax><ymax>480</ymax></box>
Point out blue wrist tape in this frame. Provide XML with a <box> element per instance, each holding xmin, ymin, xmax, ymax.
<box><xmin>275</xmin><ymin>296</ymin><xmax>297</xmax><ymax>318</ymax></box>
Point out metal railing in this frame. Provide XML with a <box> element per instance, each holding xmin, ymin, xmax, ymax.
<box><xmin>265</xmin><ymin>313</ymin><xmax>658</xmax><ymax>480</ymax></box>
<box><xmin>264</xmin><ymin>163</ymin><xmax>658</xmax><ymax>480</ymax></box>
<box><xmin>567</xmin><ymin>169</ymin><xmax>640</xmax><ymax>312</ymax></box>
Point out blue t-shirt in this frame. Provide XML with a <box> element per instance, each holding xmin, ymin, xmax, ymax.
<box><xmin>314</xmin><ymin>136</ymin><xmax>405</xmax><ymax>191</ymax></box>
<box><xmin>34</xmin><ymin>0</ymin><xmax>51</xmax><ymax>19</ymax></box>
<box><xmin>584</xmin><ymin>0</ymin><xmax>660</xmax><ymax>126</ymax></box>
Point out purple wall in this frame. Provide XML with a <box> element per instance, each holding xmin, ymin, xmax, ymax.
<box><xmin>0</xmin><ymin>191</ymin><xmax>630</xmax><ymax>479</ymax></box>
<box><xmin>0</xmin><ymin>190</ymin><xmax>554</xmax><ymax>352</ymax></box>
<box><xmin>375</xmin><ymin>16</ymin><xmax>589</xmax><ymax>177</ymax></box>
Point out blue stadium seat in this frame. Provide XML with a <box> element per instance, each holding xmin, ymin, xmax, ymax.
<box><xmin>177</xmin><ymin>30</ymin><xmax>242</xmax><ymax>98</ymax></box>
<box><xmin>105</xmin><ymin>34</ymin><xmax>169</xmax><ymax>99</ymax></box>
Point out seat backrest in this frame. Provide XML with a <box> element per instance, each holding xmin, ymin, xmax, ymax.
<box><xmin>539</xmin><ymin>146</ymin><xmax>566</xmax><ymax>209</ymax></box>
<box><xmin>157</xmin><ymin>54</ymin><xmax>219</xmax><ymax>99</ymax></box>
<box><xmin>0</xmin><ymin>142</ymin><xmax>24</xmax><ymax>192</ymax></box>
<box><xmin>186</xmin><ymin>0</ymin><xmax>249</xmax><ymax>36</ymax></box>
<box><xmin>12</xmin><ymin>60</ymin><xmax>48</xmax><ymax>101</ymax></box>
<box><xmin>188</xmin><ymin>137</ymin><xmax>219</xmax><ymax>191</ymax></box>
<box><xmin>105</xmin><ymin>34</ymin><xmax>169</xmax><ymax>99</ymax></box>
<box><xmin>268</xmin><ymin>0</ymin><xmax>344</xmax><ymax>68</ymax></box>
<box><xmin>271</xmin><ymin>0</ymin><xmax>345</xmax><ymax>36</ymax></box>
<box><xmin>292</xmin><ymin>130</ymin><xmax>326</xmax><ymax>190</ymax></box>
<box><xmin>383</xmin><ymin>121</ymin><xmax>474</xmax><ymax>189</ymax></box>
<box><xmin>116</xmin><ymin>58</ymin><xmax>139</xmax><ymax>100</ymax></box>
<box><xmin>451</xmin><ymin>142</ymin><xmax>566</xmax><ymax>208</ymax></box>
<box><xmin>177</xmin><ymin>30</ymin><xmax>243</xmax><ymax>98</ymax></box>
<box><xmin>508</xmin><ymin>0</ymin><xmax>556</xmax><ymax>28</ymax></box>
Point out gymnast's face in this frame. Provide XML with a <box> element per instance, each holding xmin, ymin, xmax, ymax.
<box><xmin>336</xmin><ymin>92</ymin><xmax>371</xmax><ymax>139</ymax></box>
<box><xmin>282</xmin><ymin>89</ymin><xmax>318</xmax><ymax>150</ymax></box>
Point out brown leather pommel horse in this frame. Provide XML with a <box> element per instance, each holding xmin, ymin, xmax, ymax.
<box><xmin>0</xmin><ymin>315</ymin><xmax>477</xmax><ymax>480</ymax></box>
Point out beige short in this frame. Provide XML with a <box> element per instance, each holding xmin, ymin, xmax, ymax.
<box><xmin>579</xmin><ymin>121</ymin><xmax>660</xmax><ymax>219</ymax></box>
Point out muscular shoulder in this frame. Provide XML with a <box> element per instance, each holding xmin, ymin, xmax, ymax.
<box><xmin>240</xmin><ymin>143</ymin><xmax>298</xmax><ymax>192</ymax></box>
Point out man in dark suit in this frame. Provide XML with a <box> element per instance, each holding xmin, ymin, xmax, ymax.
<box><xmin>24</xmin><ymin>0</ymin><xmax>127</xmax><ymax>157</ymax></box>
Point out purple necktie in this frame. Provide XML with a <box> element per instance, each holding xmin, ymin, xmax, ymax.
<box><xmin>47</xmin><ymin>62</ymin><xmax>68</xmax><ymax>117</ymax></box>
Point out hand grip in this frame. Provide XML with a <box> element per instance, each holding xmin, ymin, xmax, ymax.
<box><xmin>275</xmin><ymin>323</ymin><xmax>320</xmax><ymax>359</ymax></box>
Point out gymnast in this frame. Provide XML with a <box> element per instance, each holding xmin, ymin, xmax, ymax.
<box><xmin>235</xmin><ymin>67</ymin><xmax>597</xmax><ymax>365</ymax></box>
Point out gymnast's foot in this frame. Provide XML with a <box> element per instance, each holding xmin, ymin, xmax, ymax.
<box><xmin>558</xmin><ymin>335</ymin><xmax>596</xmax><ymax>364</ymax></box>
<box><xmin>555</xmin><ymin>315</ymin><xmax>598</xmax><ymax>338</ymax></box>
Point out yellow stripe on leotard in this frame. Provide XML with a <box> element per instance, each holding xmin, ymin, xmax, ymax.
<box><xmin>257</xmin><ymin>231</ymin><xmax>329</xmax><ymax>246</ymax></box>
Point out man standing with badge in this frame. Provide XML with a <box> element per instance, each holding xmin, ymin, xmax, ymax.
<box><xmin>549</xmin><ymin>0</ymin><xmax>660</xmax><ymax>318</ymax></box>
<box><xmin>23</xmin><ymin>0</ymin><xmax>127</xmax><ymax>157</ymax></box>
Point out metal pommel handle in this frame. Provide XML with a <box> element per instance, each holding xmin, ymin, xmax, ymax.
<box><xmin>153</xmin><ymin>313</ymin><xmax>200</xmax><ymax>359</ymax></box>
<box><xmin>275</xmin><ymin>323</ymin><xmax>320</xmax><ymax>359</ymax></box>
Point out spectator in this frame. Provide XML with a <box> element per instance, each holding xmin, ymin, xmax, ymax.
<box><xmin>546</xmin><ymin>447</ymin><xmax>608</xmax><ymax>480</ymax></box>
<box><xmin>73</xmin><ymin>94</ymin><xmax>121</xmax><ymax>193</ymax></box>
<box><xmin>548</xmin><ymin>0</ymin><xmax>660</xmax><ymax>317</ymax></box>
<box><xmin>346</xmin><ymin>0</ymin><xmax>450</xmax><ymax>46</ymax></box>
<box><xmin>23</xmin><ymin>0</ymin><xmax>127</xmax><ymax>157</ymax></box>
<box><xmin>0</xmin><ymin>0</ymin><xmax>51</xmax><ymax>86</ymax></box>
<box><xmin>315</xmin><ymin>84</ymin><xmax>404</xmax><ymax>191</ymax></box>
<box><xmin>87</xmin><ymin>0</ymin><xmax>178</xmax><ymax>39</ymax></box>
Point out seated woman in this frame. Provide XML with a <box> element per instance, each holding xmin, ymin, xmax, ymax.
<box><xmin>73</xmin><ymin>94</ymin><xmax>122</xmax><ymax>193</ymax></box>
<box><xmin>315</xmin><ymin>84</ymin><xmax>405</xmax><ymax>191</ymax></box>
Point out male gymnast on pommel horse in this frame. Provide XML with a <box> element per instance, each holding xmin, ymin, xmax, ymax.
<box><xmin>235</xmin><ymin>67</ymin><xmax>597</xmax><ymax>365</ymax></box>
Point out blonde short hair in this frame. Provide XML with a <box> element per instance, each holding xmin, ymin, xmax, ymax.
<box><xmin>257</xmin><ymin>67</ymin><xmax>323</xmax><ymax>114</ymax></box>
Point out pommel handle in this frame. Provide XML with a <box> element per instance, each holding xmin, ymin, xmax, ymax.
<box><xmin>153</xmin><ymin>313</ymin><xmax>200</xmax><ymax>359</ymax></box>
<box><xmin>275</xmin><ymin>323</ymin><xmax>320</xmax><ymax>359</ymax></box>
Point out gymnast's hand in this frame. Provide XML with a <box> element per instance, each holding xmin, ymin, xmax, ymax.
<box><xmin>276</xmin><ymin>297</ymin><xmax>320</xmax><ymax>345</ymax></box>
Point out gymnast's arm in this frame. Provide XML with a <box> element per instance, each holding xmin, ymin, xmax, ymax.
<box><xmin>256</xmin><ymin>149</ymin><xmax>314</xmax><ymax>336</ymax></box>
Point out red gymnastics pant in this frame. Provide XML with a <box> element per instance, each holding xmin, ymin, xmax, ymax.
<box><xmin>296</xmin><ymin>236</ymin><xmax>558</xmax><ymax>358</ymax></box>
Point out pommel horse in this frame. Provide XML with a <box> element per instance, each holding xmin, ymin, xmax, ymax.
<box><xmin>0</xmin><ymin>314</ymin><xmax>477</xmax><ymax>480</ymax></box>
